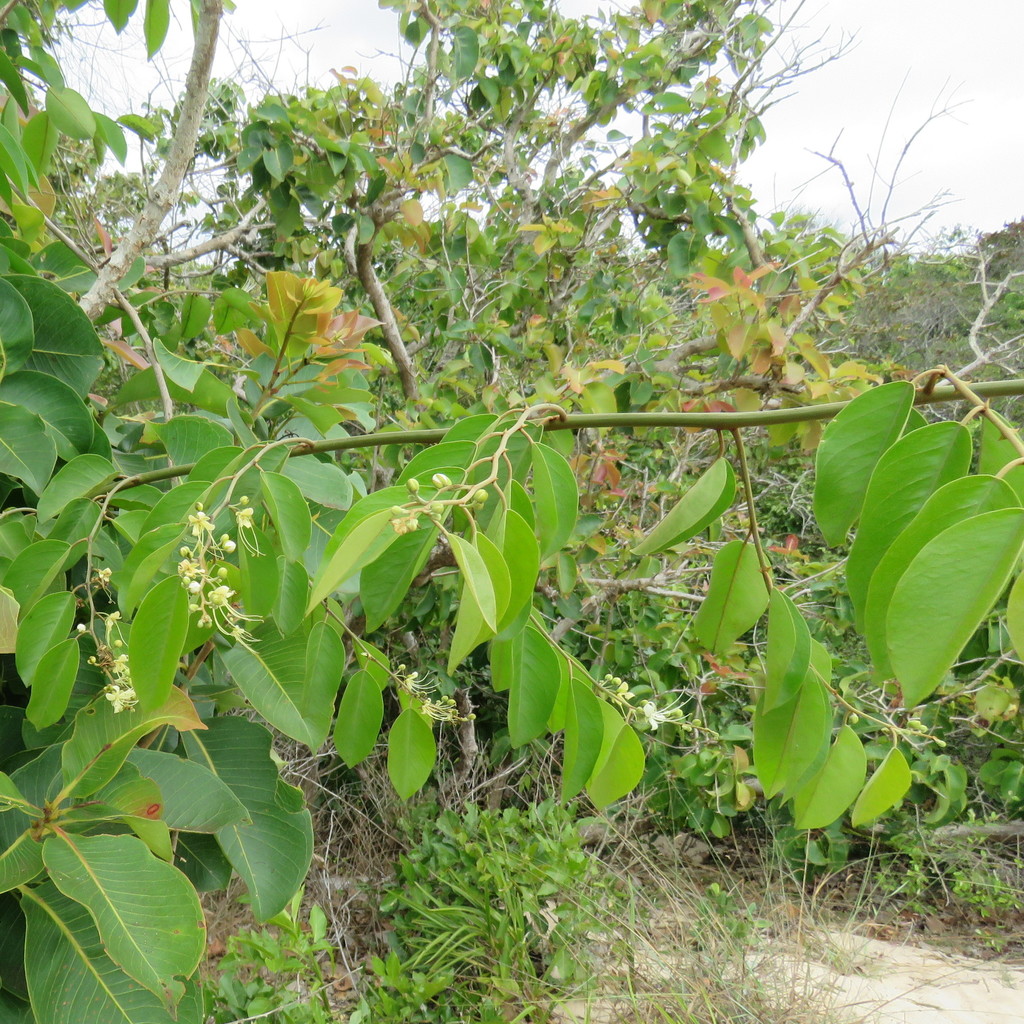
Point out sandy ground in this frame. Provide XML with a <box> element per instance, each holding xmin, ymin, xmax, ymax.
<box><xmin>817</xmin><ymin>931</ymin><xmax>1024</xmax><ymax>1024</ymax></box>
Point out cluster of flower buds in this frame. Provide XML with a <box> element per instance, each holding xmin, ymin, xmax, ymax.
<box><xmin>597</xmin><ymin>673</ymin><xmax>689</xmax><ymax>732</ymax></box>
<box><xmin>395</xmin><ymin>664</ymin><xmax>473</xmax><ymax>723</ymax></box>
<box><xmin>176</xmin><ymin>501</ymin><xmax>258</xmax><ymax>641</ymax></box>
<box><xmin>388</xmin><ymin>473</ymin><xmax>490</xmax><ymax>535</ymax></box>
<box><xmin>86</xmin><ymin>612</ymin><xmax>139</xmax><ymax>714</ymax></box>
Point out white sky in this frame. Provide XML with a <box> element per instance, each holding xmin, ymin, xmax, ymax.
<box><xmin>66</xmin><ymin>0</ymin><xmax>1024</xmax><ymax>240</ymax></box>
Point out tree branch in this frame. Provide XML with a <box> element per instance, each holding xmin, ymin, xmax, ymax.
<box><xmin>145</xmin><ymin>199</ymin><xmax>267</xmax><ymax>269</ymax></box>
<box><xmin>79</xmin><ymin>0</ymin><xmax>224</xmax><ymax>320</ymax></box>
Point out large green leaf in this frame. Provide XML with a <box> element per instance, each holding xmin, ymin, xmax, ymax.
<box><xmin>763</xmin><ymin>589</ymin><xmax>811</xmax><ymax>711</ymax></box>
<box><xmin>15</xmin><ymin>589</ymin><xmax>75</xmax><ymax>686</ymax></box>
<box><xmin>360</xmin><ymin>524</ymin><xmax>438</xmax><ymax>632</ymax></box>
<box><xmin>0</xmin><ymin>276</ymin><xmax>33</xmax><ymax>379</ymax></box>
<box><xmin>260</xmin><ymin>471</ymin><xmax>312</xmax><ymax>562</ymax></box>
<box><xmin>813</xmin><ymin>381</ymin><xmax>914</xmax><ymax>546</ymax></box>
<box><xmin>25</xmin><ymin>637</ymin><xmax>79</xmax><ymax>729</ymax></box>
<box><xmin>5</xmin><ymin>276</ymin><xmax>103</xmax><ymax>394</ymax></box>
<box><xmin>561</xmin><ymin>677</ymin><xmax>604</xmax><ymax>800</ymax></box>
<box><xmin>144</xmin><ymin>0</ymin><xmax>171</xmax><ymax>57</ymax></box>
<box><xmin>887</xmin><ymin>509</ymin><xmax>1024</xmax><ymax>707</ymax></box>
<box><xmin>128</xmin><ymin>575</ymin><xmax>189</xmax><ymax>712</ymax></box>
<box><xmin>45</xmin><ymin>86</ymin><xmax>97</xmax><ymax>140</ymax></box>
<box><xmin>0</xmin><ymin>370</ymin><xmax>95</xmax><ymax>459</ymax></box>
<box><xmin>692</xmin><ymin>540</ymin><xmax>769</xmax><ymax>653</ymax></box>
<box><xmin>282</xmin><ymin>456</ymin><xmax>354</xmax><ymax>509</ymax></box>
<box><xmin>150</xmin><ymin>415</ymin><xmax>233</xmax><ymax>466</ymax></box>
<box><xmin>221</xmin><ymin>626</ymin><xmax>340</xmax><ymax>750</ymax></box>
<box><xmin>61</xmin><ymin>688</ymin><xmax>205</xmax><ymax>797</ymax></box>
<box><xmin>21</xmin><ymin>883</ymin><xmax>203</xmax><ymax>1024</ymax></box>
<box><xmin>448</xmin><ymin>534</ymin><xmax>497</xmax><ymax>630</ymax></box>
<box><xmin>333</xmin><ymin>670</ymin><xmax>384</xmax><ymax>768</ymax></box>
<box><xmin>753</xmin><ymin>662</ymin><xmax>830</xmax><ymax>800</ymax></box>
<box><xmin>864</xmin><ymin>475</ymin><xmax>1019</xmax><ymax>675</ymax></box>
<box><xmin>0</xmin><ymin>403</ymin><xmax>56</xmax><ymax>494</ymax></box>
<box><xmin>307</xmin><ymin>507</ymin><xmax>398</xmax><ymax>610</ymax></box>
<box><xmin>850</xmin><ymin>747</ymin><xmax>911</xmax><ymax>826</ymax></box>
<box><xmin>4</xmin><ymin>538</ymin><xmax>74</xmax><ymax>608</ymax></box>
<box><xmin>531</xmin><ymin>442</ymin><xmax>579</xmax><ymax>560</ymax></box>
<box><xmin>495</xmin><ymin>508</ymin><xmax>539</xmax><ymax>637</ymax></box>
<box><xmin>791</xmin><ymin>725</ymin><xmax>867</xmax><ymax>829</ymax></box>
<box><xmin>387</xmin><ymin>709</ymin><xmax>436</xmax><ymax>799</ymax></box>
<box><xmin>182</xmin><ymin>716</ymin><xmax>312</xmax><ymax>921</ymax></box>
<box><xmin>1008</xmin><ymin>571</ymin><xmax>1024</xmax><ymax>659</ymax></box>
<box><xmin>978</xmin><ymin>414</ymin><xmax>1024</xmax><ymax>503</ymax></box>
<box><xmin>633</xmin><ymin>457</ymin><xmax>736</xmax><ymax>555</ymax></box>
<box><xmin>498</xmin><ymin>624</ymin><xmax>562</xmax><ymax>746</ymax></box>
<box><xmin>845</xmin><ymin>421</ymin><xmax>972</xmax><ymax>626</ymax></box>
<box><xmin>586</xmin><ymin>702</ymin><xmax>644</xmax><ymax>809</ymax></box>
<box><xmin>36</xmin><ymin>454</ymin><xmax>116</xmax><ymax>522</ymax></box>
<box><xmin>42</xmin><ymin>832</ymin><xmax>204</xmax><ymax>1003</ymax></box>
<box><xmin>127</xmin><ymin>748</ymin><xmax>248</xmax><ymax>832</ymax></box>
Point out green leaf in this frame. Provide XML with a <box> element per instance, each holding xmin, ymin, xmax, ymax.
<box><xmin>179</xmin><ymin>294</ymin><xmax>211</xmax><ymax>340</ymax></box>
<box><xmin>150</xmin><ymin>415</ymin><xmax>233</xmax><ymax>466</ymax></box>
<box><xmin>850</xmin><ymin>747</ymin><xmax>911</xmax><ymax>826</ymax></box>
<box><xmin>586</xmin><ymin>702</ymin><xmax>644</xmax><ymax>809</ymax></box>
<box><xmin>397</xmin><ymin>441</ymin><xmax>473</xmax><ymax>486</ymax></box>
<box><xmin>128</xmin><ymin>575</ymin><xmax>189</xmax><ymax>712</ymax></box>
<box><xmin>21</xmin><ymin>112</ymin><xmax>60</xmax><ymax>175</ymax></box>
<box><xmin>174</xmin><ymin>833</ymin><xmax>232</xmax><ymax>892</ymax></box>
<box><xmin>791</xmin><ymin>726</ymin><xmax>867</xmax><ymax>829</ymax></box>
<box><xmin>282</xmin><ymin>457</ymin><xmax>353</xmax><ymax>509</ymax></box>
<box><xmin>222</xmin><ymin>626</ymin><xmax>340</xmax><ymax>750</ymax></box>
<box><xmin>846</xmin><ymin>420</ymin><xmax>972</xmax><ymax>626</ymax></box>
<box><xmin>503</xmin><ymin>625</ymin><xmax>562</xmax><ymax>746</ymax></box>
<box><xmin>238</xmin><ymin>528</ymin><xmax>280</xmax><ymax>617</ymax></box>
<box><xmin>62</xmin><ymin>688</ymin><xmax>205</xmax><ymax>797</ymax></box>
<box><xmin>260</xmin><ymin>471</ymin><xmax>312</xmax><ymax>563</ymax></box>
<box><xmin>0</xmin><ymin>276</ymin><xmax>33</xmax><ymax>379</ymax></box>
<box><xmin>144</xmin><ymin>0</ymin><xmax>171</xmax><ymax>58</ymax></box>
<box><xmin>387</xmin><ymin>709</ymin><xmax>436</xmax><ymax>799</ymax></box>
<box><xmin>496</xmin><ymin>508</ymin><xmax>539</xmax><ymax>637</ymax></box>
<box><xmin>127</xmin><ymin>748</ymin><xmax>248</xmax><ymax>832</ymax></box>
<box><xmin>273</xmin><ymin>558</ymin><xmax>308</xmax><ymax>635</ymax></box>
<box><xmin>979</xmin><ymin>414</ymin><xmax>1024</xmax><ymax>502</ymax></box>
<box><xmin>42</xmin><ymin>832</ymin><xmax>204</xmax><ymax>1003</ymax></box>
<box><xmin>15</xmin><ymin>589</ymin><xmax>74</xmax><ymax>685</ymax></box>
<box><xmin>763</xmin><ymin>589</ymin><xmax>811</xmax><ymax>711</ymax></box>
<box><xmin>6</xmin><ymin>275</ymin><xmax>103</xmax><ymax>394</ymax></box>
<box><xmin>864</xmin><ymin>475</ymin><xmax>1019</xmax><ymax>675</ymax></box>
<box><xmin>531</xmin><ymin>442</ymin><xmax>579</xmax><ymax>561</ymax></box>
<box><xmin>307</xmin><ymin>508</ymin><xmax>397</xmax><ymax>610</ymax></box>
<box><xmin>183</xmin><ymin>716</ymin><xmax>312</xmax><ymax>920</ymax></box>
<box><xmin>448</xmin><ymin>534</ymin><xmax>497</xmax><ymax>630</ymax></box>
<box><xmin>103</xmin><ymin>0</ymin><xmax>138</xmax><ymax>32</ymax></box>
<box><xmin>451</xmin><ymin>25</ymin><xmax>480</xmax><ymax>80</ymax></box>
<box><xmin>561</xmin><ymin>677</ymin><xmax>604</xmax><ymax>800</ymax></box>
<box><xmin>94</xmin><ymin>112</ymin><xmax>128</xmax><ymax>165</ymax></box>
<box><xmin>5</xmin><ymin>538</ymin><xmax>73</xmax><ymax>608</ymax></box>
<box><xmin>633</xmin><ymin>458</ymin><xmax>736</xmax><ymax>555</ymax></box>
<box><xmin>0</xmin><ymin>584</ymin><xmax>18</xmax><ymax>653</ymax></box>
<box><xmin>360</xmin><ymin>524</ymin><xmax>438</xmax><ymax>632</ymax></box>
<box><xmin>46</xmin><ymin>86</ymin><xmax>97</xmax><ymax>139</ymax></box>
<box><xmin>0</xmin><ymin>403</ymin><xmax>56</xmax><ymax>494</ymax></box>
<box><xmin>443</xmin><ymin>153</ymin><xmax>473</xmax><ymax>192</ymax></box>
<box><xmin>1007</xmin><ymin>572</ymin><xmax>1024</xmax><ymax>659</ymax></box>
<box><xmin>0</xmin><ymin>47</ymin><xmax>29</xmax><ymax>115</ymax></box>
<box><xmin>333</xmin><ymin>670</ymin><xmax>384</xmax><ymax>768</ymax></box>
<box><xmin>0</xmin><ymin>369</ymin><xmax>96</xmax><ymax>459</ymax></box>
<box><xmin>116</xmin><ymin>523</ymin><xmax>184</xmax><ymax>616</ymax></box>
<box><xmin>36</xmin><ymin>454</ymin><xmax>116</xmax><ymax>522</ymax></box>
<box><xmin>753</xmin><ymin>667</ymin><xmax>830</xmax><ymax>799</ymax></box>
<box><xmin>25</xmin><ymin>637</ymin><xmax>79</xmax><ymax>729</ymax></box>
<box><xmin>21</xmin><ymin>883</ymin><xmax>204</xmax><ymax>1024</ymax></box>
<box><xmin>692</xmin><ymin>540</ymin><xmax>769</xmax><ymax>653</ymax></box>
<box><xmin>887</xmin><ymin>509</ymin><xmax>1024</xmax><ymax>708</ymax></box>
<box><xmin>154</xmin><ymin>340</ymin><xmax>205</xmax><ymax>391</ymax></box>
<box><xmin>813</xmin><ymin>381</ymin><xmax>915</xmax><ymax>546</ymax></box>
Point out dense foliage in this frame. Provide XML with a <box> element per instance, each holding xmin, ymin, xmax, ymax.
<box><xmin>0</xmin><ymin>1</ymin><xmax>1022</xmax><ymax>1021</ymax></box>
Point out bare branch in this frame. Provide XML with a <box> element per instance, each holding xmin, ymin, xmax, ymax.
<box><xmin>79</xmin><ymin>0</ymin><xmax>224</xmax><ymax>320</ymax></box>
<box><xmin>145</xmin><ymin>200</ymin><xmax>267</xmax><ymax>269</ymax></box>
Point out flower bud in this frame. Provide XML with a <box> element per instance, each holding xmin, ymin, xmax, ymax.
<box><xmin>407</xmin><ymin>477</ymin><xmax>420</xmax><ymax>494</ymax></box>
<box><xmin>431</xmin><ymin>473</ymin><xmax>451</xmax><ymax>489</ymax></box>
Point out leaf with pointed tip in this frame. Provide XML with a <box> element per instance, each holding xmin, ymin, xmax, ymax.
<box><xmin>813</xmin><ymin>381</ymin><xmax>914</xmax><ymax>546</ymax></box>
<box><xmin>561</xmin><ymin>678</ymin><xmax>604</xmax><ymax>800</ymax></box>
<box><xmin>25</xmin><ymin>637</ymin><xmax>79</xmax><ymax>729</ymax></box>
<box><xmin>846</xmin><ymin>420</ymin><xmax>971</xmax><ymax>627</ymax></box>
<box><xmin>887</xmin><ymin>509</ymin><xmax>1024</xmax><ymax>708</ymax></box>
<box><xmin>763</xmin><ymin>590</ymin><xmax>811</xmax><ymax>711</ymax></box>
<box><xmin>692</xmin><ymin>540</ymin><xmax>769</xmax><ymax>653</ymax></box>
<box><xmin>586</xmin><ymin>702</ymin><xmax>644</xmax><ymax>809</ymax></box>
<box><xmin>15</xmin><ymin>590</ymin><xmax>75</xmax><ymax>686</ymax></box>
<box><xmin>42</xmin><ymin>832</ymin><xmax>204</xmax><ymax>1004</ymax></box>
<box><xmin>850</xmin><ymin>747</ymin><xmax>911</xmax><ymax>826</ymax></box>
<box><xmin>387</xmin><ymin>709</ymin><xmax>436</xmax><ymax>799</ymax></box>
<box><xmin>129</xmin><ymin>575</ymin><xmax>189</xmax><ymax>712</ymax></box>
<box><xmin>182</xmin><ymin>716</ymin><xmax>312</xmax><ymax>921</ymax></box>
<box><xmin>634</xmin><ymin>458</ymin><xmax>736</xmax><ymax>554</ymax></box>
<box><xmin>791</xmin><ymin>726</ymin><xmax>867</xmax><ymax>829</ymax></box>
<box><xmin>531</xmin><ymin>443</ymin><xmax>579</xmax><ymax>561</ymax></box>
<box><xmin>260</xmin><ymin>471</ymin><xmax>312</xmax><ymax>563</ymax></box>
<box><xmin>499</xmin><ymin>625</ymin><xmax>562</xmax><ymax>747</ymax></box>
<box><xmin>333</xmin><ymin>670</ymin><xmax>384</xmax><ymax>768</ymax></box>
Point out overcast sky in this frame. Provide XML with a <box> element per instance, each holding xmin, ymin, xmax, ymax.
<box><xmin>67</xmin><ymin>0</ymin><xmax>1023</xmax><ymax>241</ymax></box>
